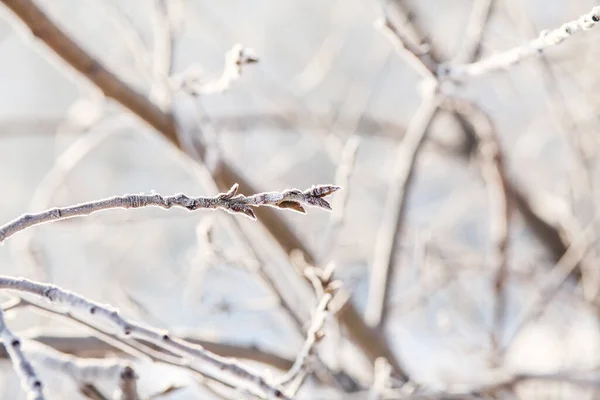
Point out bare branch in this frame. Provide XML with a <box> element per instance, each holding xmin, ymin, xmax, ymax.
<box><xmin>368</xmin><ymin>358</ymin><xmax>393</xmax><ymax>400</ymax></box>
<box><xmin>0</xmin><ymin>0</ymin><xmax>180</xmax><ymax>146</ymax></box>
<box><xmin>0</xmin><ymin>276</ymin><xmax>290</xmax><ymax>400</ymax></box>
<box><xmin>441</xmin><ymin>6</ymin><xmax>600</xmax><ymax>79</ymax></box>
<box><xmin>443</xmin><ymin>99</ymin><xmax>511</xmax><ymax>356</ymax></box>
<box><xmin>453</xmin><ymin>0</ymin><xmax>495</xmax><ymax>63</ymax></box>
<box><xmin>0</xmin><ymin>184</ymin><xmax>339</xmax><ymax>243</ymax></box>
<box><xmin>374</xmin><ymin>17</ymin><xmax>437</xmax><ymax>80</ymax></box>
<box><xmin>0</xmin><ymin>308</ymin><xmax>44</xmax><ymax>400</ymax></box>
<box><xmin>365</xmin><ymin>93</ymin><xmax>441</xmax><ymax>329</ymax></box>
<box><xmin>276</xmin><ymin>266</ymin><xmax>339</xmax><ymax>388</ymax></box>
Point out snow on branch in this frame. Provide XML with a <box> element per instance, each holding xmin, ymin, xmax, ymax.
<box><xmin>0</xmin><ymin>308</ymin><xmax>44</xmax><ymax>400</ymax></box>
<box><xmin>439</xmin><ymin>6</ymin><xmax>600</xmax><ymax>79</ymax></box>
<box><xmin>0</xmin><ymin>184</ymin><xmax>340</xmax><ymax>243</ymax></box>
<box><xmin>0</xmin><ymin>276</ymin><xmax>290</xmax><ymax>400</ymax></box>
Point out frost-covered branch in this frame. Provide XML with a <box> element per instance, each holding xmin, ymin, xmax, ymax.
<box><xmin>440</xmin><ymin>6</ymin><xmax>600</xmax><ymax>79</ymax></box>
<box><xmin>0</xmin><ymin>184</ymin><xmax>339</xmax><ymax>243</ymax></box>
<box><xmin>0</xmin><ymin>308</ymin><xmax>44</xmax><ymax>400</ymax></box>
<box><xmin>173</xmin><ymin>44</ymin><xmax>259</xmax><ymax>95</ymax></box>
<box><xmin>24</xmin><ymin>340</ymin><xmax>138</xmax><ymax>399</ymax></box>
<box><xmin>0</xmin><ymin>276</ymin><xmax>290</xmax><ymax>400</ymax></box>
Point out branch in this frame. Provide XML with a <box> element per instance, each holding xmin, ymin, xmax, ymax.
<box><xmin>365</xmin><ymin>93</ymin><xmax>441</xmax><ymax>329</ymax></box>
<box><xmin>0</xmin><ymin>0</ymin><xmax>405</xmax><ymax>383</ymax></box>
<box><xmin>0</xmin><ymin>0</ymin><xmax>180</xmax><ymax>146</ymax></box>
<box><xmin>0</xmin><ymin>308</ymin><xmax>44</xmax><ymax>400</ymax></box>
<box><xmin>440</xmin><ymin>6</ymin><xmax>600</xmax><ymax>79</ymax></box>
<box><xmin>23</xmin><ymin>340</ymin><xmax>138</xmax><ymax>400</ymax></box>
<box><xmin>0</xmin><ymin>276</ymin><xmax>290</xmax><ymax>400</ymax></box>
<box><xmin>374</xmin><ymin>17</ymin><xmax>437</xmax><ymax>80</ymax></box>
<box><xmin>453</xmin><ymin>0</ymin><xmax>495</xmax><ymax>63</ymax></box>
<box><xmin>0</xmin><ymin>184</ymin><xmax>339</xmax><ymax>243</ymax></box>
<box><xmin>276</xmin><ymin>265</ymin><xmax>339</xmax><ymax>388</ymax></box>
<box><xmin>10</xmin><ymin>334</ymin><xmax>295</xmax><ymax>372</ymax></box>
<box><xmin>443</xmin><ymin>99</ymin><xmax>511</xmax><ymax>355</ymax></box>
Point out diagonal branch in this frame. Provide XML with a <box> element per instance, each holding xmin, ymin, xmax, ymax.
<box><xmin>0</xmin><ymin>276</ymin><xmax>290</xmax><ymax>400</ymax></box>
<box><xmin>440</xmin><ymin>6</ymin><xmax>600</xmax><ymax>79</ymax></box>
<box><xmin>365</xmin><ymin>94</ymin><xmax>441</xmax><ymax>329</ymax></box>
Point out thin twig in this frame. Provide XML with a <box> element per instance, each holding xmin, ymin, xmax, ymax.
<box><xmin>502</xmin><ymin>222</ymin><xmax>596</xmax><ymax>353</ymax></box>
<box><xmin>440</xmin><ymin>6</ymin><xmax>600</xmax><ymax>79</ymax></box>
<box><xmin>365</xmin><ymin>93</ymin><xmax>441</xmax><ymax>329</ymax></box>
<box><xmin>453</xmin><ymin>0</ymin><xmax>495</xmax><ymax>63</ymax></box>
<box><xmin>319</xmin><ymin>135</ymin><xmax>361</xmax><ymax>260</ymax></box>
<box><xmin>0</xmin><ymin>276</ymin><xmax>290</xmax><ymax>400</ymax></box>
<box><xmin>0</xmin><ymin>184</ymin><xmax>339</xmax><ymax>243</ymax></box>
<box><xmin>275</xmin><ymin>293</ymin><xmax>334</xmax><ymax>387</ymax></box>
<box><xmin>374</xmin><ymin>17</ymin><xmax>437</xmax><ymax>80</ymax></box>
<box><xmin>174</xmin><ymin>44</ymin><xmax>259</xmax><ymax>95</ymax></box>
<box><xmin>0</xmin><ymin>308</ymin><xmax>44</xmax><ymax>400</ymax></box>
<box><xmin>148</xmin><ymin>0</ymin><xmax>177</xmax><ymax>108</ymax></box>
<box><xmin>442</xmin><ymin>99</ymin><xmax>510</xmax><ymax>356</ymax></box>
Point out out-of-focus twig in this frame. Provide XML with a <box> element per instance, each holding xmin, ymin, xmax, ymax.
<box><xmin>374</xmin><ymin>17</ymin><xmax>436</xmax><ymax>80</ymax></box>
<box><xmin>0</xmin><ymin>0</ymin><xmax>180</xmax><ymax>145</ymax></box>
<box><xmin>276</xmin><ymin>265</ymin><xmax>339</xmax><ymax>388</ymax></box>
<box><xmin>368</xmin><ymin>358</ymin><xmax>393</xmax><ymax>400</ymax></box>
<box><xmin>440</xmin><ymin>6</ymin><xmax>600</xmax><ymax>79</ymax></box>
<box><xmin>173</xmin><ymin>44</ymin><xmax>259</xmax><ymax>96</ymax></box>
<box><xmin>443</xmin><ymin>99</ymin><xmax>511</xmax><ymax>355</ymax></box>
<box><xmin>365</xmin><ymin>92</ymin><xmax>441</xmax><ymax>329</ymax></box>
<box><xmin>319</xmin><ymin>136</ymin><xmax>361</xmax><ymax>260</ymax></box>
<box><xmin>149</xmin><ymin>0</ymin><xmax>178</xmax><ymax>107</ymax></box>
<box><xmin>502</xmin><ymin>222</ymin><xmax>596</xmax><ymax>354</ymax></box>
<box><xmin>453</xmin><ymin>0</ymin><xmax>495</xmax><ymax>63</ymax></box>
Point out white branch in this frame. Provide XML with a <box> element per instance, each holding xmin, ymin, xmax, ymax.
<box><xmin>0</xmin><ymin>276</ymin><xmax>289</xmax><ymax>400</ymax></box>
<box><xmin>0</xmin><ymin>308</ymin><xmax>44</xmax><ymax>400</ymax></box>
<box><xmin>0</xmin><ymin>184</ymin><xmax>340</xmax><ymax>243</ymax></box>
<box><xmin>440</xmin><ymin>6</ymin><xmax>600</xmax><ymax>79</ymax></box>
<box><xmin>275</xmin><ymin>292</ymin><xmax>333</xmax><ymax>387</ymax></box>
<box><xmin>24</xmin><ymin>341</ymin><xmax>130</xmax><ymax>383</ymax></box>
<box><xmin>173</xmin><ymin>44</ymin><xmax>259</xmax><ymax>95</ymax></box>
